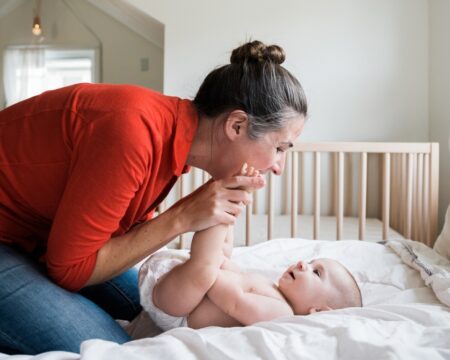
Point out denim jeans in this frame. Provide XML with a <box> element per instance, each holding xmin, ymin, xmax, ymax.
<box><xmin>0</xmin><ymin>243</ymin><xmax>142</xmax><ymax>355</ymax></box>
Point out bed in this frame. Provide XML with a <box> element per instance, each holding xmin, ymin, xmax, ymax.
<box><xmin>2</xmin><ymin>141</ymin><xmax>449</xmax><ymax>360</ymax></box>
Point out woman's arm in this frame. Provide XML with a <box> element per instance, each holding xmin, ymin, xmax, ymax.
<box><xmin>85</xmin><ymin>174</ymin><xmax>260</xmax><ymax>288</ymax></box>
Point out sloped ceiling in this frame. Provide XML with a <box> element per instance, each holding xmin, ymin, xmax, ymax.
<box><xmin>0</xmin><ymin>0</ymin><xmax>163</xmax><ymax>49</ymax></box>
<box><xmin>85</xmin><ymin>0</ymin><xmax>163</xmax><ymax>49</ymax></box>
<box><xmin>0</xmin><ymin>0</ymin><xmax>27</xmax><ymax>17</ymax></box>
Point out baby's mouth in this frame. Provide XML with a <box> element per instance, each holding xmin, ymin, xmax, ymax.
<box><xmin>289</xmin><ymin>271</ymin><xmax>295</xmax><ymax>279</ymax></box>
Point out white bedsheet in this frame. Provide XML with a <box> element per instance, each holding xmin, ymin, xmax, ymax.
<box><xmin>2</xmin><ymin>238</ymin><xmax>450</xmax><ymax>359</ymax></box>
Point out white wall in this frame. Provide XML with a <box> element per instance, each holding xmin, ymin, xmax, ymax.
<box><xmin>0</xmin><ymin>0</ymin><xmax>164</xmax><ymax>108</ymax></box>
<box><xmin>129</xmin><ymin>0</ymin><xmax>436</xmax><ymax>221</ymax></box>
<box><xmin>128</xmin><ymin>0</ymin><xmax>429</xmax><ymax>142</ymax></box>
<box><xmin>430</xmin><ymin>0</ymin><xmax>450</xmax><ymax>231</ymax></box>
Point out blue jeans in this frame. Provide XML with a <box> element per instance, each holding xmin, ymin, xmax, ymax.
<box><xmin>0</xmin><ymin>243</ymin><xmax>142</xmax><ymax>355</ymax></box>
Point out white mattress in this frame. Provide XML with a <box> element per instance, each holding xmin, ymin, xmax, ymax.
<box><xmin>7</xmin><ymin>238</ymin><xmax>449</xmax><ymax>360</ymax></box>
<box><xmin>173</xmin><ymin>214</ymin><xmax>405</xmax><ymax>248</ymax></box>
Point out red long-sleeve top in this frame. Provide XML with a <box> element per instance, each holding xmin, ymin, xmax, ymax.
<box><xmin>0</xmin><ymin>83</ymin><xmax>198</xmax><ymax>291</ymax></box>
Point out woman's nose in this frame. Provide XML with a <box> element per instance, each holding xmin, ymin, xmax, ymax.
<box><xmin>271</xmin><ymin>165</ymin><xmax>281</xmax><ymax>176</ymax></box>
<box><xmin>271</xmin><ymin>154</ymin><xmax>286</xmax><ymax>175</ymax></box>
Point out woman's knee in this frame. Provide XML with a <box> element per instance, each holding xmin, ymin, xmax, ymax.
<box><xmin>79</xmin><ymin>268</ymin><xmax>142</xmax><ymax>321</ymax></box>
<box><xmin>0</xmin><ymin>244</ymin><xmax>130</xmax><ymax>354</ymax></box>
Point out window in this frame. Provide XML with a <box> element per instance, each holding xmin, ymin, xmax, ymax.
<box><xmin>3</xmin><ymin>47</ymin><xmax>98</xmax><ymax>107</ymax></box>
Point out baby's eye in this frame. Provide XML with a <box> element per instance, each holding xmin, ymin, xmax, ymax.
<box><xmin>276</xmin><ymin>147</ymin><xmax>285</xmax><ymax>153</ymax></box>
<box><xmin>313</xmin><ymin>269</ymin><xmax>320</xmax><ymax>277</ymax></box>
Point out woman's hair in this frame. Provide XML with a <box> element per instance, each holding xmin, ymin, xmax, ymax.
<box><xmin>193</xmin><ymin>40</ymin><xmax>308</xmax><ymax>139</ymax></box>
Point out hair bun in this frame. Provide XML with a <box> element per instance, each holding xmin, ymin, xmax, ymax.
<box><xmin>230</xmin><ymin>40</ymin><xmax>285</xmax><ymax>65</ymax></box>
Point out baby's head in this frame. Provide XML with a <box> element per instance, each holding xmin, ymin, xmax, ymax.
<box><xmin>278</xmin><ymin>258</ymin><xmax>362</xmax><ymax>315</ymax></box>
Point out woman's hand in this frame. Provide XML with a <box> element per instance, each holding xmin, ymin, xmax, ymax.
<box><xmin>168</xmin><ymin>172</ymin><xmax>265</xmax><ymax>233</ymax></box>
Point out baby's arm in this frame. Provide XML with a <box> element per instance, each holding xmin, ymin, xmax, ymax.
<box><xmin>152</xmin><ymin>224</ymin><xmax>230</xmax><ymax>317</ymax></box>
<box><xmin>207</xmin><ymin>270</ymin><xmax>294</xmax><ymax>325</ymax></box>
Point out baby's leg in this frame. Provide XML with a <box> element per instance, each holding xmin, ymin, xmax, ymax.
<box><xmin>152</xmin><ymin>224</ymin><xmax>230</xmax><ymax>317</ymax></box>
<box><xmin>152</xmin><ymin>164</ymin><xmax>260</xmax><ymax>317</ymax></box>
<box><xmin>221</xmin><ymin>165</ymin><xmax>260</xmax><ymax>258</ymax></box>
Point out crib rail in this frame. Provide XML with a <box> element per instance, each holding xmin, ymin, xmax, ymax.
<box><xmin>289</xmin><ymin>142</ymin><xmax>439</xmax><ymax>247</ymax></box>
<box><xmin>163</xmin><ymin>142</ymin><xmax>439</xmax><ymax>248</ymax></box>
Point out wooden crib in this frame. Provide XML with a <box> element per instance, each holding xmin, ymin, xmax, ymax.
<box><xmin>159</xmin><ymin>142</ymin><xmax>439</xmax><ymax>249</ymax></box>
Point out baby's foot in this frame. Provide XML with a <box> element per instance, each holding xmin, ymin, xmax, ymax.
<box><xmin>238</xmin><ymin>163</ymin><xmax>264</xmax><ymax>192</ymax></box>
<box><xmin>239</xmin><ymin>163</ymin><xmax>258</xmax><ymax>176</ymax></box>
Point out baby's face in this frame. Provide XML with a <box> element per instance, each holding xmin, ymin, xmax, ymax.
<box><xmin>278</xmin><ymin>258</ymin><xmax>354</xmax><ymax>315</ymax></box>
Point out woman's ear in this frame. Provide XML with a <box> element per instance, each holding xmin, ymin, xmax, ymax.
<box><xmin>224</xmin><ymin>110</ymin><xmax>248</xmax><ymax>141</ymax></box>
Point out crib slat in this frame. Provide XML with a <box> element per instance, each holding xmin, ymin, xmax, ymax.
<box><xmin>291</xmin><ymin>152</ymin><xmax>299</xmax><ymax>238</ymax></box>
<box><xmin>284</xmin><ymin>154</ymin><xmax>290</xmax><ymax>214</ymax></box>
<box><xmin>391</xmin><ymin>154</ymin><xmax>398</xmax><ymax>233</ymax></box>
<box><xmin>382</xmin><ymin>153</ymin><xmax>391</xmax><ymax>240</ymax></box>
<box><xmin>398</xmin><ymin>154</ymin><xmax>407</xmax><ymax>234</ymax></box>
<box><xmin>405</xmin><ymin>154</ymin><xmax>413</xmax><ymax>239</ymax></box>
<box><xmin>313</xmin><ymin>152</ymin><xmax>320</xmax><ymax>239</ymax></box>
<box><xmin>333</xmin><ymin>153</ymin><xmax>337</xmax><ymax>219</ymax></box>
<box><xmin>268</xmin><ymin>172</ymin><xmax>274</xmax><ymax>240</ymax></box>
<box><xmin>253</xmin><ymin>179</ymin><xmax>258</xmax><ymax>214</ymax></box>
<box><xmin>299</xmin><ymin>152</ymin><xmax>304</xmax><ymax>215</ymax></box>
<box><xmin>246</xmin><ymin>197</ymin><xmax>252</xmax><ymax>246</ymax></box>
<box><xmin>191</xmin><ymin>168</ymin><xmax>196</xmax><ymax>193</ymax></box>
<box><xmin>336</xmin><ymin>152</ymin><xmax>344</xmax><ymax>240</ymax></box>
<box><xmin>202</xmin><ymin>171</ymin><xmax>209</xmax><ymax>184</ymax></box>
<box><xmin>428</xmin><ymin>143</ymin><xmax>439</xmax><ymax>246</ymax></box>
<box><xmin>345</xmin><ymin>153</ymin><xmax>353</xmax><ymax>216</ymax></box>
<box><xmin>415</xmin><ymin>154</ymin><xmax>424</xmax><ymax>242</ymax></box>
<box><xmin>178</xmin><ymin>176</ymin><xmax>186</xmax><ymax>249</ymax></box>
<box><xmin>158</xmin><ymin>200</ymin><xmax>166</xmax><ymax>214</ymax></box>
<box><xmin>411</xmin><ymin>154</ymin><xmax>417</xmax><ymax>240</ymax></box>
<box><xmin>359</xmin><ymin>152</ymin><xmax>367</xmax><ymax>240</ymax></box>
<box><xmin>423</xmin><ymin>154</ymin><xmax>430</xmax><ymax>243</ymax></box>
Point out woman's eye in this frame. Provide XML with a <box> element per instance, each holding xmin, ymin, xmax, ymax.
<box><xmin>313</xmin><ymin>269</ymin><xmax>320</xmax><ymax>277</ymax></box>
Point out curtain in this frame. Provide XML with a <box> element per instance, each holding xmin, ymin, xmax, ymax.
<box><xmin>3</xmin><ymin>47</ymin><xmax>45</xmax><ymax>107</ymax></box>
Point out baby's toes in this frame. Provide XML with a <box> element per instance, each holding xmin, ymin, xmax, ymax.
<box><xmin>240</xmin><ymin>163</ymin><xmax>248</xmax><ymax>175</ymax></box>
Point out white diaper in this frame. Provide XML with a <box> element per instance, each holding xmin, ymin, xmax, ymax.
<box><xmin>138</xmin><ymin>250</ymin><xmax>190</xmax><ymax>331</ymax></box>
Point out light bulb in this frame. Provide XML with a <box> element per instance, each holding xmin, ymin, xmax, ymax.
<box><xmin>32</xmin><ymin>15</ymin><xmax>42</xmax><ymax>36</ymax></box>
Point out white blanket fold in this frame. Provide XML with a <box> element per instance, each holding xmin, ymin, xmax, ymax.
<box><xmin>386</xmin><ymin>239</ymin><xmax>450</xmax><ymax>307</ymax></box>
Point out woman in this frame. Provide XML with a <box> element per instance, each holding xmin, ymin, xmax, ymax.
<box><xmin>0</xmin><ymin>40</ymin><xmax>307</xmax><ymax>354</ymax></box>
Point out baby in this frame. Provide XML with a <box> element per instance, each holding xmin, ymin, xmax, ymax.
<box><xmin>139</xmin><ymin>165</ymin><xmax>362</xmax><ymax>331</ymax></box>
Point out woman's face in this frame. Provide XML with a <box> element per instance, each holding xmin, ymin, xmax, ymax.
<box><xmin>212</xmin><ymin>115</ymin><xmax>305</xmax><ymax>179</ymax></box>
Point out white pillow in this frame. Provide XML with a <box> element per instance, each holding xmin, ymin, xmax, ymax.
<box><xmin>434</xmin><ymin>204</ymin><xmax>450</xmax><ymax>260</ymax></box>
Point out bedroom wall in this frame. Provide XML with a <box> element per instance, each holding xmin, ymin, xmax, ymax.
<box><xmin>429</xmin><ymin>0</ymin><xmax>450</xmax><ymax>231</ymax></box>
<box><xmin>128</xmin><ymin>0</ymin><xmax>432</xmax><ymax>222</ymax></box>
<box><xmin>129</xmin><ymin>0</ymin><xmax>429</xmax><ymax>142</ymax></box>
<box><xmin>0</xmin><ymin>0</ymin><xmax>163</xmax><ymax>108</ymax></box>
